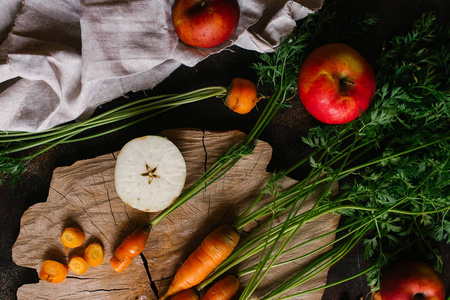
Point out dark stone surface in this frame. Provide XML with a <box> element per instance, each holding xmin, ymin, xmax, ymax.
<box><xmin>0</xmin><ymin>0</ymin><xmax>448</xmax><ymax>299</ymax></box>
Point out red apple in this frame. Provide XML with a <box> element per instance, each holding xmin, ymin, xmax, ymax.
<box><xmin>379</xmin><ymin>260</ymin><xmax>446</xmax><ymax>300</ymax></box>
<box><xmin>298</xmin><ymin>43</ymin><xmax>376</xmax><ymax>124</ymax></box>
<box><xmin>172</xmin><ymin>0</ymin><xmax>240</xmax><ymax>48</ymax></box>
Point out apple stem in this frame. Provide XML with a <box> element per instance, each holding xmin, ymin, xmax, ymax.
<box><xmin>341</xmin><ymin>79</ymin><xmax>356</xmax><ymax>87</ymax></box>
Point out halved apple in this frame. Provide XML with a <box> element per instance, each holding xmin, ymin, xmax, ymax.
<box><xmin>114</xmin><ymin>135</ymin><xmax>187</xmax><ymax>212</ymax></box>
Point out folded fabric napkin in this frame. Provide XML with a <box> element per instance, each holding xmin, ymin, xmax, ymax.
<box><xmin>0</xmin><ymin>0</ymin><xmax>323</xmax><ymax>132</ymax></box>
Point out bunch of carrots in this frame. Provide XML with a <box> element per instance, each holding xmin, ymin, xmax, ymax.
<box><xmin>106</xmin><ymin>5</ymin><xmax>450</xmax><ymax>300</ymax></box>
<box><xmin>106</xmin><ymin>78</ymin><xmax>264</xmax><ymax>298</ymax></box>
<box><xmin>31</xmin><ymin>2</ymin><xmax>449</xmax><ymax>300</ymax></box>
<box><xmin>111</xmin><ymin>223</ymin><xmax>242</xmax><ymax>299</ymax></box>
<box><xmin>106</xmin><ymin>4</ymin><xmax>312</xmax><ymax>299</ymax></box>
<box><xmin>159</xmin><ymin>224</ymin><xmax>241</xmax><ymax>299</ymax></box>
<box><xmin>31</xmin><ymin>72</ymin><xmax>265</xmax><ymax>294</ymax></box>
<box><xmin>104</xmin><ymin>71</ymin><xmax>286</xmax><ymax>299</ymax></box>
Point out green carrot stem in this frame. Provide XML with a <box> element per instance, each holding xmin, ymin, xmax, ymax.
<box><xmin>150</xmin><ymin>87</ymin><xmax>289</xmax><ymax>226</ymax></box>
<box><xmin>261</xmin><ymin>224</ymin><xmax>371</xmax><ymax>300</ymax></box>
<box><xmin>0</xmin><ymin>87</ymin><xmax>227</xmax><ymax>156</ymax></box>
<box><xmin>274</xmin><ymin>265</ymin><xmax>376</xmax><ymax>300</ymax></box>
<box><xmin>198</xmin><ymin>185</ymin><xmax>427</xmax><ymax>291</ymax></box>
<box><xmin>241</xmin><ymin>132</ymin><xmax>360</xmax><ymax>299</ymax></box>
<box><xmin>150</xmin><ymin>149</ymin><xmax>244</xmax><ymax>226</ymax></box>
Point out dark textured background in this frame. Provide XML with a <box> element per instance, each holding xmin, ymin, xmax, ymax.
<box><xmin>0</xmin><ymin>0</ymin><xmax>449</xmax><ymax>299</ymax></box>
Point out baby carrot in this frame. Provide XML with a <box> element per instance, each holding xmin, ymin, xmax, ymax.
<box><xmin>170</xmin><ymin>288</ymin><xmax>200</xmax><ymax>300</ymax></box>
<box><xmin>110</xmin><ymin>224</ymin><xmax>151</xmax><ymax>273</ymax></box>
<box><xmin>110</xmin><ymin>255</ymin><xmax>133</xmax><ymax>273</ymax></box>
<box><xmin>68</xmin><ymin>255</ymin><xmax>89</xmax><ymax>275</ymax></box>
<box><xmin>224</xmin><ymin>78</ymin><xmax>261</xmax><ymax>115</ymax></box>
<box><xmin>61</xmin><ymin>227</ymin><xmax>85</xmax><ymax>248</ymax></box>
<box><xmin>39</xmin><ymin>260</ymin><xmax>69</xmax><ymax>284</ymax></box>
<box><xmin>201</xmin><ymin>275</ymin><xmax>240</xmax><ymax>300</ymax></box>
<box><xmin>84</xmin><ymin>242</ymin><xmax>104</xmax><ymax>267</ymax></box>
<box><xmin>160</xmin><ymin>224</ymin><xmax>240</xmax><ymax>300</ymax></box>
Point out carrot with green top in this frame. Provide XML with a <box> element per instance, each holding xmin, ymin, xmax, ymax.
<box><xmin>224</xmin><ymin>78</ymin><xmax>261</xmax><ymax>115</ymax></box>
<box><xmin>159</xmin><ymin>224</ymin><xmax>240</xmax><ymax>300</ymax></box>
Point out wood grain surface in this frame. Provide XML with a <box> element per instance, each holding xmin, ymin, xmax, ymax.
<box><xmin>12</xmin><ymin>128</ymin><xmax>339</xmax><ymax>299</ymax></box>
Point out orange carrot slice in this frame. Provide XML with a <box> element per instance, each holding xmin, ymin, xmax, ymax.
<box><xmin>39</xmin><ymin>260</ymin><xmax>69</xmax><ymax>284</ymax></box>
<box><xmin>61</xmin><ymin>227</ymin><xmax>85</xmax><ymax>248</ymax></box>
<box><xmin>84</xmin><ymin>242</ymin><xmax>104</xmax><ymax>267</ymax></box>
<box><xmin>68</xmin><ymin>255</ymin><xmax>89</xmax><ymax>275</ymax></box>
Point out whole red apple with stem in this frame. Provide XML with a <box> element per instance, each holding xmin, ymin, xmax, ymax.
<box><xmin>379</xmin><ymin>260</ymin><xmax>446</xmax><ymax>300</ymax></box>
<box><xmin>298</xmin><ymin>43</ymin><xmax>376</xmax><ymax>124</ymax></box>
<box><xmin>172</xmin><ymin>0</ymin><xmax>240</xmax><ymax>48</ymax></box>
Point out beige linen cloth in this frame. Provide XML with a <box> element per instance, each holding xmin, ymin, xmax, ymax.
<box><xmin>0</xmin><ymin>0</ymin><xmax>323</xmax><ymax>132</ymax></box>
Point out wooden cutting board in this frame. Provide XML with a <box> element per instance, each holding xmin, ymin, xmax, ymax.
<box><xmin>12</xmin><ymin>128</ymin><xmax>340</xmax><ymax>299</ymax></box>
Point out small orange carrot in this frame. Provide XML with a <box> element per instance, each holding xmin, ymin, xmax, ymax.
<box><xmin>84</xmin><ymin>242</ymin><xmax>104</xmax><ymax>267</ymax></box>
<box><xmin>68</xmin><ymin>255</ymin><xmax>89</xmax><ymax>275</ymax></box>
<box><xmin>224</xmin><ymin>78</ymin><xmax>261</xmax><ymax>114</ymax></box>
<box><xmin>372</xmin><ymin>291</ymin><xmax>382</xmax><ymax>300</ymax></box>
<box><xmin>160</xmin><ymin>224</ymin><xmax>240</xmax><ymax>300</ymax></box>
<box><xmin>61</xmin><ymin>227</ymin><xmax>85</xmax><ymax>248</ymax></box>
<box><xmin>39</xmin><ymin>260</ymin><xmax>69</xmax><ymax>284</ymax></box>
<box><xmin>110</xmin><ymin>255</ymin><xmax>133</xmax><ymax>273</ymax></box>
<box><xmin>110</xmin><ymin>224</ymin><xmax>151</xmax><ymax>273</ymax></box>
<box><xmin>201</xmin><ymin>275</ymin><xmax>240</xmax><ymax>300</ymax></box>
<box><xmin>170</xmin><ymin>288</ymin><xmax>200</xmax><ymax>300</ymax></box>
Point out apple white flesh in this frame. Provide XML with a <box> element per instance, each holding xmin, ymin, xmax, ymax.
<box><xmin>114</xmin><ymin>136</ymin><xmax>187</xmax><ymax>213</ymax></box>
<box><xmin>298</xmin><ymin>43</ymin><xmax>376</xmax><ymax>124</ymax></box>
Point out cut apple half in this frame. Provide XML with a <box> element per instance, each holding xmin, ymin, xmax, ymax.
<box><xmin>114</xmin><ymin>135</ymin><xmax>187</xmax><ymax>212</ymax></box>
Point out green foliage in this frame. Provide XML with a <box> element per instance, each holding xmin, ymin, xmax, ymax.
<box><xmin>231</xmin><ymin>9</ymin><xmax>449</xmax><ymax>299</ymax></box>
<box><xmin>0</xmin><ymin>156</ymin><xmax>26</xmax><ymax>187</ymax></box>
<box><xmin>0</xmin><ymin>86</ymin><xmax>228</xmax><ymax>186</ymax></box>
<box><xmin>302</xmin><ymin>11</ymin><xmax>450</xmax><ymax>290</ymax></box>
<box><xmin>253</xmin><ymin>0</ymin><xmax>378</xmax><ymax>96</ymax></box>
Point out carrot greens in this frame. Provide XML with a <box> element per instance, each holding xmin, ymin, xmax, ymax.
<box><xmin>194</xmin><ymin>8</ymin><xmax>449</xmax><ymax>299</ymax></box>
<box><xmin>0</xmin><ymin>86</ymin><xmax>227</xmax><ymax>186</ymax></box>
<box><xmin>4</xmin><ymin>0</ymin><xmax>449</xmax><ymax>297</ymax></box>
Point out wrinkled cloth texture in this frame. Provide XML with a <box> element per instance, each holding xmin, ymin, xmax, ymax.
<box><xmin>0</xmin><ymin>0</ymin><xmax>323</xmax><ymax>132</ymax></box>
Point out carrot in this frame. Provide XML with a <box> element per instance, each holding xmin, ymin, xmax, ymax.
<box><xmin>160</xmin><ymin>224</ymin><xmax>240</xmax><ymax>300</ymax></box>
<box><xmin>169</xmin><ymin>288</ymin><xmax>200</xmax><ymax>300</ymax></box>
<box><xmin>84</xmin><ymin>242</ymin><xmax>104</xmax><ymax>267</ymax></box>
<box><xmin>110</xmin><ymin>224</ymin><xmax>151</xmax><ymax>273</ymax></box>
<box><xmin>39</xmin><ymin>260</ymin><xmax>69</xmax><ymax>284</ymax></box>
<box><xmin>372</xmin><ymin>291</ymin><xmax>382</xmax><ymax>300</ymax></box>
<box><xmin>61</xmin><ymin>227</ymin><xmax>85</xmax><ymax>248</ymax></box>
<box><xmin>68</xmin><ymin>255</ymin><xmax>89</xmax><ymax>275</ymax></box>
<box><xmin>224</xmin><ymin>78</ymin><xmax>261</xmax><ymax>114</ymax></box>
<box><xmin>201</xmin><ymin>275</ymin><xmax>239</xmax><ymax>300</ymax></box>
<box><xmin>110</xmin><ymin>255</ymin><xmax>133</xmax><ymax>273</ymax></box>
